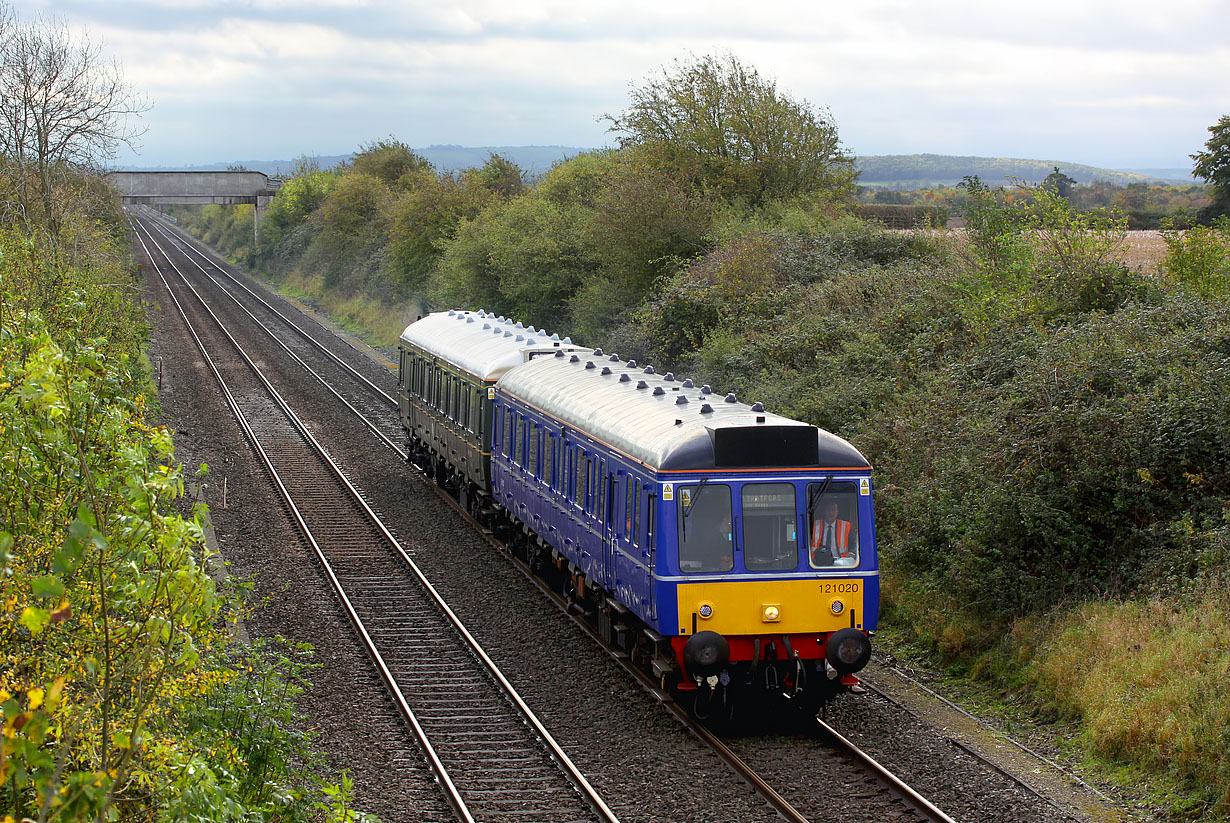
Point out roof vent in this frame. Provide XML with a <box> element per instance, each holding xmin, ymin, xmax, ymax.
<box><xmin>477</xmin><ymin>310</ymin><xmax>486</xmax><ymax>318</ymax></box>
<box><xmin>653</xmin><ymin>386</ymin><xmax>665</xmax><ymax>396</ymax></box>
<box><xmin>515</xmin><ymin>334</ymin><xmax>524</xmax><ymax>342</ymax></box>
<box><xmin>563</xmin><ymin>337</ymin><xmax>572</xmax><ymax>344</ymax></box>
<box><xmin>644</xmin><ymin>365</ymin><xmax>655</xmax><ymax>375</ymax></box>
<box><xmin>700</xmin><ymin>403</ymin><xmax>714</xmax><ymax>414</ymax></box>
<box><xmin>527</xmin><ymin>338</ymin><xmax>537</xmax><ymax>345</ymax></box>
<box><xmin>498</xmin><ymin>315</ymin><xmax>505</xmax><ymax>322</ymax></box>
<box><xmin>466</xmin><ymin>316</ymin><xmax>475</xmax><ymax>323</ymax></box>
<box><xmin>751</xmin><ymin>402</ymin><xmax>765</xmax><ymax>412</ymax></box>
<box><xmin>555</xmin><ymin>350</ymin><xmax>565</xmax><ymax>358</ymax></box>
<box><xmin>528</xmin><ymin>325</ymin><xmax>536</xmax><ymax>333</ymax></box>
<box><xmin>627</xmin><ymin>360</ymin><xmax>637</xmax><ymax>368</ymax></box>
<box><xmin>619</xmin><ymin>374</ymin><xmax>630</xmax><ymax>383</ymax></box>
<box><xmin>701</xmin><ymin>385</ymin><xmax>712</xmax><ymax>395</ymax></box>
<box><xmin>637</xmin><ymin>380</ymin><xmax>648</xmax><ymax>389</ymax></box>
<box><xmin>601</xmin><ymin>366</ymin><xmax>612</xmax><ymax>375</ymax></box>
<box><xmin>675</xmin><ymin>419</ymin><xmax>683</xmax><ymax>426</ymax></box>
<box><xmin>676</xmin><ymin>395</ymin><xmax>688</xmax><ymax>405</ymax></box>
<box><xmin>482</xmin><ymin>323</ymin><xmax>491</xmax><ymax>330</ymax></box>
<box><xmin>570</xmin><ymin>354</ymin><xmax>580</xmax><ymax>363</ymax></box>
<box><xmin>585</xmin><ymin>361</ymin><xmax>595</xmax><ymax>369</ymax></box>
<box><xmin>682</xmin><ymin>378</ymin><xmax>694</xmax><ymax>388</ymax></box>
<box><xmin>504</xmin><ymin>331</ymin><xmax>512</xmax><ymax>338</ymax></box>
<box><xmin>515</xmin><ymin>322</ymin><xmax>524</xmax><ymax>330</ymax></box>
<box><xmin>609</xmin><ymin>353</ymin><xmax>620</xmax><ymax>361</ymax></box>
<box><xmin>593</xmin><ymin>348</ymin><xmax>603</xmax><ymax>356</ymax></box>
<box><xmin>725</xmin><ymin>393</ymin><xmax>737</xmax><ymax>403</ymax></box>
<box><xmin>448</xmin><ymin>310</ymin><xmax>456</xmax><ymax>316</ymax></box>
<box><xmin>664</xmin><ymin>372</ymin><xmax>675</xmax><ymax>382</ymax></box>
<box><xmin>552</xmin><ymin>333</ymin><xmax>561</xmax><ymax>342</ymax></box>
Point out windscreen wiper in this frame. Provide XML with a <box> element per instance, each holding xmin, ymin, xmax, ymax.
<box><xmin>807</xmin><ymin>475</ymin><xmax>833</xmax><ymax>521</ymax></box>
<box><xmin>680</xmin><ymin>478</ymin><xmax>709</xmax><ymax>540</ymax></box>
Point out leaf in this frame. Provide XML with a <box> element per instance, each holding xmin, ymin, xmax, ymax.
<box><xmin>20</xmin><ymin>607</ymin><xmax>51</xmax><ymax>635</ymax></box>
<box><xmin>30</xmin><ymin>575</ymin><xmax>65</xmax><ymax>600</ymax></box>
<box><xmin>49</xmin><ymin>602</ymin><xmax>72</xmax><ymax>624</ymax></box>
<box><xmin>53</xmin><ymin>532</ymin><xmax>85</xmax><ymax>574</ymax></box>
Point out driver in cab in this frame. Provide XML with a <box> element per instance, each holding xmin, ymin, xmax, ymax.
<box><xmin>811</xmin><ymin>501</ymin><xmax>855</xmax><ymax>566</ymax></box>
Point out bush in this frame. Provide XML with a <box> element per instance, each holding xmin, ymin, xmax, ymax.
<box><xmin>1160</xmin><ymin>217</ymin><xmax>1230</xmax><ymax>299</ymax></box>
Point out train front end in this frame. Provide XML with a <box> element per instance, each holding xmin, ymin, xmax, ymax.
<box><xmin>654</xmin><ymin>426</ymin><xmax>878</xmax><ymax>715</ymax></box>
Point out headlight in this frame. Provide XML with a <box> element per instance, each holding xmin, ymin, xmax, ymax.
<box><xmin>830</xmin><ymin>599</ymin><xmax>845</xmax><ymax>615</ymax></box>
<box><xmin>762</xmin><ymin>604</ymin><xmax>781</xmax><ymax>622</ymax></box>
<box><xmin>698</xmin><ymin>602</ymin><xmax>713</xmax><ymax>619</ymax></box>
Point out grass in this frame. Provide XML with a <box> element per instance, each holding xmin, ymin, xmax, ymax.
<box><xmin>992</xmin><ymin>587</ymin><xmax>1230</xmax><ymax>820</ymax></box>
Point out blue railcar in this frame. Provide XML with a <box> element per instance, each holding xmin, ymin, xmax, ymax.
<box><xmin>400</xmin><ymin>310</ymin><xmax>877</xmax><ymax>713</ymax></box>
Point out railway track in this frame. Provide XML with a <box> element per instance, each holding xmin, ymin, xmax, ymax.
<box><xmin>134</xmin><ymin>210</ymin><xmax>1024</xmax><ymax>821</ymax></box>
<box><xmin>132</xmin><ymin>213</ymin><xmax>619</xmax><ymax>823</ymax></box>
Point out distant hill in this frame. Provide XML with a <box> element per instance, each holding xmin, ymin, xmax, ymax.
<box><xmin>123</xmin><ymin>145</ymin><xmax>594</xmax><ymax>176</ymax></box>
<box><xmin>854</xmin><ymin>154</ymin><xmax>1196</xmax><ymax>188</ymax></box>
<box><xmin>123</xmin><ymin>148</ymin><xmax>1200</xmax><ymax>188</ymax></box>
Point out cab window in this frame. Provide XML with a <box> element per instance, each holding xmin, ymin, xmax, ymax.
<box><xmin>677</xmin><ymin>483</ymin><xmax>733</xmax><ymax>574</ymax></box>
<box><xmin>742</xmin><ymin>483</ymin><xmax>798</xmax><ymax>571</ymax></box>
<box><xmin>806</xmin><ymin>481</ymin><xmax>860</xmax><ymax>568</ymax></box>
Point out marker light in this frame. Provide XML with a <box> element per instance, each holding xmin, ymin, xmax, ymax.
<box><xmin>762</xmin><ymin>604</ymin><xmax>781</xmax><ymax>622</ymax></box>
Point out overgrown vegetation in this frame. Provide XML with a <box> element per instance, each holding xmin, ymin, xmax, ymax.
<box><xmin>181</xmin><ymin>58</ymin><xmax>1230</xmax><ymax>819</ymax></box>
<box><xmin>0</xmin><ymin>5</ymin><xmax>351</xmax><ymax>816</ymax></box>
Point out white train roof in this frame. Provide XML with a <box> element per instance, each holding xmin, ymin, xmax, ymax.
<box><xmin>399</xmin><ymin>310</ymin><xmax>580</xmax><ymax>381</ymax></box>
<box><xmin>496</xmin><ymin>348</ymin><xmax>871</xmax><ymax>473</ymax></box>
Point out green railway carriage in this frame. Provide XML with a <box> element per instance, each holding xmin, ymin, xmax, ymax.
<box><xmin>397</xmin><ymin>310</ymin><xmax>582</xmax><ymax>503</ymax></box>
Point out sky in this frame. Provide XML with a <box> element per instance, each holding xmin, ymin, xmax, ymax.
<box><xmin>7</xmin><ymin>0</ymin><xmax>1229</xmax><ymax>171</ymax></box>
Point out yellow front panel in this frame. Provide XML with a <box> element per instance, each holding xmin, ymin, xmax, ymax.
<box><xmin>677</xmin><ymin>579</ymin><xmax>864</xmax><ymax>635</ymax></box>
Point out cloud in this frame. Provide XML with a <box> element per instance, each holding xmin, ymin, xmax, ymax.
<box><xmin>13</xmin><ymin>0</ymin><xmax>1223</xmax><ymax>168</ymax></box>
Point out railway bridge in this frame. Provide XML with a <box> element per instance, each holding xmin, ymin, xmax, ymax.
<box><xmin>106</xmin><ymin>170</ymin><xmax>279</xmax><ymax>240</ymax></box>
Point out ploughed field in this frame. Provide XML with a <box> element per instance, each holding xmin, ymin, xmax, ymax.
<box><xmin>139</xmin><ymin>214</ymin><xmax>1117</xmax><ymax>823</ymax></box>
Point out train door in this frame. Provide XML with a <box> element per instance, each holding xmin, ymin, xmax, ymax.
<box><xmin>645</xmin><ymin>484</ymin><xmax>658</xmax><ymax>621</ymax></box>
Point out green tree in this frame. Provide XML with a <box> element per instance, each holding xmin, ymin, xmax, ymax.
<box><xmin>467</xmin><ymin>152</ymin><xmax>526</xmax><ymax>198</ymax></box>
<box><xmin>1192</xmin><ymin>114</ymin><xmax>1230</xmax><ymax>215</ymax></box>
<box><xmin>604</xmin><ymin>52</ymin><xmax>855</xmax><ymax>206</ymax></box>
<box><xmin>384</xmin><ymin>166</ymin><xmax>496</xmax><ymax>293</ymax></box>
<box><xmin>350</xmin><ymin>136</ymin><xmax>433</xmax><ymax>186</ymax></box>
<box><xmin>1042</xmin><ymin>166</ymin><xmax>1077</xmax><ymax>199</ymax></box>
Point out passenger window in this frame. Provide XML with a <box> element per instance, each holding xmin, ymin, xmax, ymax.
<box><xmin>632</xmin><ymin>487</ymin><xmax>640</xmax><ymax>548</ymax></box>
<box><xmin>543</xmin><ymin>435</ymin><xmax>554</xmax><ymax>488</ymax></box>
<box><xmin>528</xmin><ymin>423</ymin><xmax>539</xmax><ymax>475</ymax></box>
<box><xmin>513</xmin><ymin>416</ymin><xmax>523</xmax><ymax>465</ymax></box>
<box><xmin>501</xmin><ymin>407</ymin><xmax>511</xmax><ymax>457</ymax></box>
<box><xmin>743</xmin><ymin>483</ymin><xmax>799</xmax><ymax>572</ymax></box>
<box><xmin>806</xmin><ymin>481</ymin><xmax>860</xmax><ymax>569</ymax></box>
<box><xmin>677</xmin><ymin>483</ymin><xmax>733</xmax><ymax>573</ymax></box>
<box><xmin>624</xmin><ymin>478</ymin><xmax>634</xmax><ymax>538</ymax></box>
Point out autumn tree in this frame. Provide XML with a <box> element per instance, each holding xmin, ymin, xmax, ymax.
<box><xmin>0</xmin><ymin>3</ymin><xmax>148</xmax><ymax>234</ymax></box>
<box><xmin>605</xmin><ymin>53</ymin><xmax>855</xmax><ymax>206</ymax></box>
<box><xmin>1192</xmin><ymin>114</ymin><xmax>1230</xmax><ymax>216</ymax></box>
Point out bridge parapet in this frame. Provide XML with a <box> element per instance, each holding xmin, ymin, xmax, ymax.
<box><xmin>106</xmin><ymin>170</ymin><xmax>275</xmax><ymax>201</ymax></box>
